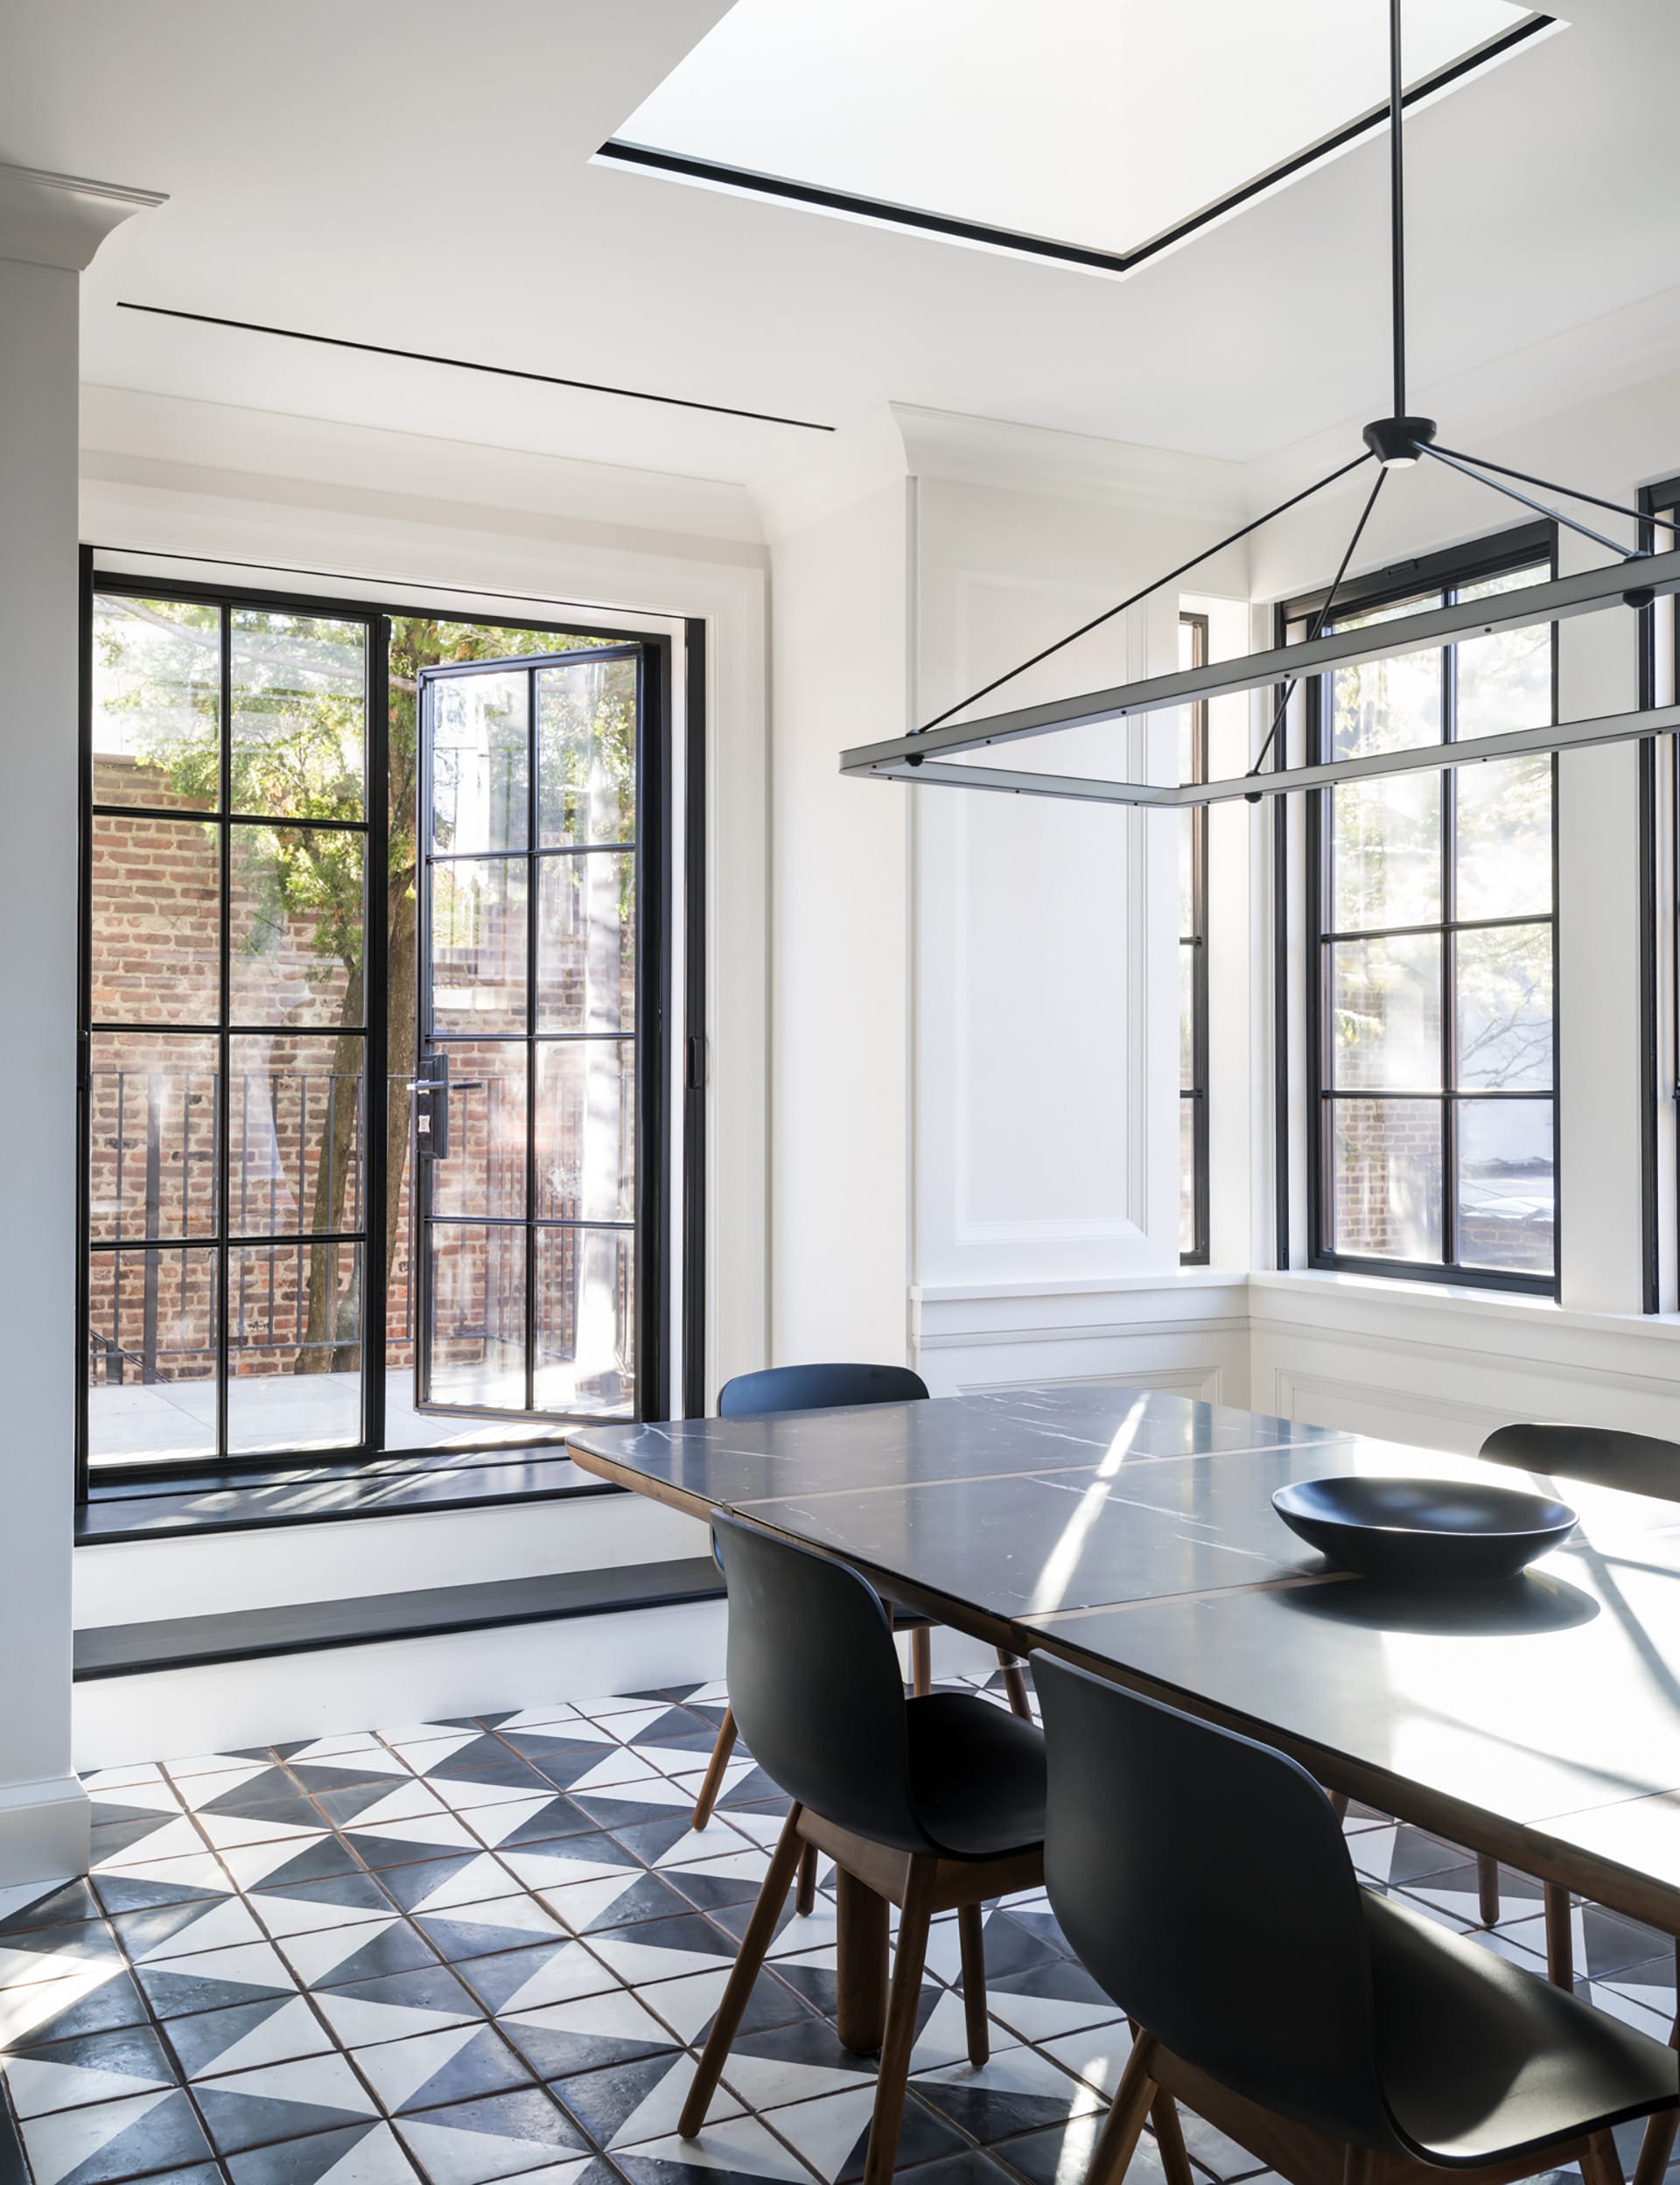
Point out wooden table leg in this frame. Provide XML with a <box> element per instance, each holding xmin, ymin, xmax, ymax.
<box><xmin>835</xmin><ymin>1866</ymin><xmax>890</xmax><ymax>2052</ymax></box>
<box><xmin>1544</xmin><ymin>1880</ymin><xmax>1574</xmax><ymax>1987</ymax></box>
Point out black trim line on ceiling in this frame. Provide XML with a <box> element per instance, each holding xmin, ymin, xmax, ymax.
<box><xmin>116</xmin><ymin>301</ymin><xmax>835</xmax><ymax>433</ymax></box>
<box><xmin>597</xmin><ymin>12</ymin><xmax>1553</xmax><ymax>279</ymax></box>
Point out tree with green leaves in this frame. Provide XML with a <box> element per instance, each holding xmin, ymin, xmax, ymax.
<box><xmin>94</xmin><ymin>599</ymin><xmax>599</xmax><ymax>1391</ymax></box>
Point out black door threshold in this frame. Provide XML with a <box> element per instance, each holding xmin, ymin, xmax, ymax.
<box><xmin>74</xmin><ymin>1558</ymin><xmax>723</xmax><ymax>1679</ymax></box>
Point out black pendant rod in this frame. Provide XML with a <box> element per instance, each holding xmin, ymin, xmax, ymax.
<box><xmin>1418</xmin><ymin>443</ymin><xmax>1641</xmax><ymax>561</ymax></box>
<box><xmin>915</xmin><ymin>452</ymin><xmax>1375</xmax><ymax>735</ymax></box>
<box><xmin>1247</xmin><ymin>464</ymin><xmax>1390</xmax><ymax>787</ymax></box>
<box><xmin>1389</xmin><ymin>0</ymin><xmax>1407</xmax><ymax>418</ymax></box>
<box><xmin>1432</xmin><ymin>443</ymin><xmax>1679</xmax><ymax>539</ymax></box>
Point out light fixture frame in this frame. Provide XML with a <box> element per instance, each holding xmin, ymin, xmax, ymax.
<box><xmin>839</xmin><ymin>543</ymin><xmax>1680</xmax><ymax>809</ymax></box>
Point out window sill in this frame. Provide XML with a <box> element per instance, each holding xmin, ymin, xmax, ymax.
<box><xmin>1251</xmin><ymin>1268</ymin><xmax>1680</xmax><ymax>1344</ymax></box>
<box><xmin>76</xmin><ymin>1442</ymin><xmax>618</xmax><ymax>1547</ymax></box>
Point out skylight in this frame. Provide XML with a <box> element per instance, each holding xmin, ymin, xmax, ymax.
<box><xmin>605</xmin><ymin>0</ymin><xmax>1550</xmax><ymax>273</ymax></box>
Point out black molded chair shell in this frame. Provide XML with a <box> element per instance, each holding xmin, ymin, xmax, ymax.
<box><xmin>1367</xmin><ymin>1887</ymin><xmax>1676</xmax><ymax>2164</ymax></box>
<box><xmin>1032</xmin><ymin>1653</ymin><xmax>1676</xmax><ymax>2165</ymax></box>
<box><xmin>711</xmin><ymin>1514</ymin><xmax>1044</xmax><ymax>1860</ymax></box>
<box><xmin>718</xmin><ymin>1362</ymin><xmax>929</xmax><ymax>1418</ymax></box>
<box><xmin>710</xmin><ymin>1365</ymin><xmax>931</xmax><ymax>1601</ymax></box>
<box><xmin>1480</xmin><ymin>1421</ymin><xmax>1680</xmax><ymax>1504</ymax></box>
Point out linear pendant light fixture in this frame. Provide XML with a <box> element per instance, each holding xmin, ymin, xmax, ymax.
<box><xmin>839</xmin><ymin>0</ymin><xmax>1678</xmax><ymax>810</ymax></box>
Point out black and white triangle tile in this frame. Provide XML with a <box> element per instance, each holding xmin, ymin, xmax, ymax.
<box><xmin>164</xmin><ymin>1998</ymin><xmax>336</xmax><ymax>2083</ymax></box>
<box><xmin>4</xmin><ymin>1664</ymin><xmax>1673</xmax><ymax>2185</ymax></box>
<box><xmin>392</xmin><ymin>2087</ymin><xmax>590</xmax><ymax>2185</ymax></box>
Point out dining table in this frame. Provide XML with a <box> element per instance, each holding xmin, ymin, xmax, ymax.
<box><xmin>567</xmin><ymin>1382</ymin><xmax>1680</xmax><ymax>2185</ymax></box>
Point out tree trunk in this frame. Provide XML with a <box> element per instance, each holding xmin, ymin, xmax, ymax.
<box><xmin>383</xmin><ymin>875</ymin><xmax>420</xmax><ymax>1365</ymax></box>
<box><xmin>296</xmin><ymin>962</ymin><xmax>364</xmax><ymax>1376</ymax></box>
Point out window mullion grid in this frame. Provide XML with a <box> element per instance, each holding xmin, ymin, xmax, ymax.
<box><xmin>1441</xmin><ymin>634</ymin><xmax>1459</xmax><ymax>1272</ymax></box>
<box><xmin>1192</xmin><ymin>687</ymin><xmax>1209</xmax><ymax>1261</ymax></box>
<box><xmin>525</xmin><ymin>663</ymin><xmax>539</xmax><ymax>1414</ymax></box>
<box><xmin>1312</xmin><ymin>670</ymin><xmax>1333</xmax><ymax>1261</ymax></box>
<box><xmin>215</xmin><ymin>601</ymin><xmax>233</xmax><ymax>1460</ymax></box>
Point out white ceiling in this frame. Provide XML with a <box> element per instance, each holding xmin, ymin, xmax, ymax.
<box><xmin>616</xmin><ymin>0</ymin><xmax>1532</xmax><ymax>261</ymax></box>
<box><xmin>3</xmin><ymin>0</ymin><xmax>1677</xmax><ymax>494</ymax></box>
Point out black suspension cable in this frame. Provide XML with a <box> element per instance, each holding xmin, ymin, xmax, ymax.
<box><xmin>916</xmin><ymin>452</ymin><xmax>1376</xmax><ymax>735</ymax></box>
<box><xmin>1418</xmin><ymin>443</ymin><xmax>1642</xmax><ymax>560</ymax></box>
<box><xmin>1390</xmin><ymin>0</ymin><xmax>1407</xmax><ymax>418</ymax></box>
<box><xmin>1246</xmin><ymin>465</ymin><xmax>1390</xmax><ymax>791</ymax></box>
<box><xmin>1431</xmin><ymin>445</ymin><xmax>1680</xmax><ymax>538</ymax></box>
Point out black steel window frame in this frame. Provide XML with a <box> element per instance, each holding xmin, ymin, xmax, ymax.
<box><xmin>77</xmin><ymin>560</ymin><xmax>696</xmax><ymax>1495</ymax></box>
<box><xmin>1287</xmin><ymin>518</ymin><xmax>1561</xmax><ymax>1296</ymax></box>
<box><xmin>1180</xmin><ymin>612</ymin><xmax>1210</xmax><ymax>1265</ymax></box>
<box><xmin>410</xmin><ymin>646</ymin><xmax>664</xmax><ymax>1424</ymax></box>
<box><xmin>1639</xmin><ymin>473</ymin><xmax>1680</xmax><ymax>1313</ymax></box>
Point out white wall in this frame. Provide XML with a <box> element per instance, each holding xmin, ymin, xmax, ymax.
<box><xmin>881</xmin><ymin>417</ymin><xmax>1254</xmax><ymax>1396</ymax></box>
<box><xmin>910</xmin><ymin>474</ymin><xmax>1182</xmax><ymax>1293</ymax></box>
<box><xmin>766</xmin><ymin>478</ymin><xmax>915</xmax><ymax>1367</ymax></box>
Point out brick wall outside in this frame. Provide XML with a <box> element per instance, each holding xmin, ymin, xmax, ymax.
<box><xmin>88</xmin><ymin>755</ymin><xmax>634</xmax><ymax>1409</ymax></box>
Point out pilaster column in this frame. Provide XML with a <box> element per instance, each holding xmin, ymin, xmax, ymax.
<box><xmin>0</xmin><ymin>164</ymin><xmax>164</xmax><ymax>1886</ymax></box>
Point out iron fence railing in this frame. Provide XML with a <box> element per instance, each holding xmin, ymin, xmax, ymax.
<box><xmin>88</xmin><ymin>1068</ymin><xmax>626</xmax><ymax>1390</ymax></box>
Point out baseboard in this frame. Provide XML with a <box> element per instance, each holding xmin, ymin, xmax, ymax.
<box><xmin>70</xmin><ymin>1596</ymin><xmax>729</xmax><ymax>1771</ymax></box>
<box><xmin>0</xmin><ymin>1772</ymin><xmax>90</xmax><ymax>1891</ymax></box>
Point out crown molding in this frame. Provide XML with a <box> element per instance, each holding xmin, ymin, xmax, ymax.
<box><xmin>890</xmin><ymin>403</ymin><xmax>1251</xmax><ymax>524</ymax></box>
<box><xmin>0</xmin><ymin>164</ymin><xmax>165</xmax><ymax>273</ymax></box>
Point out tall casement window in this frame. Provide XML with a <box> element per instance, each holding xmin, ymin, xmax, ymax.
<box><xmin>1641</xmin><ymin>473</ymin><xmax>1680</xmax><ymax>1310</ymax></box>
<box><xmin>1289</xmin><ymin>522</ymin><xmax>1558</xmax><ymax>1292</ymax></box>
<box><xmin>80</xmin><ymin>573</ymin><xmax>688</xmax><ymax>1485</ymax></box>
<box><xmin>1179</xmin><ymin>613</ymin><xmax>1209</xmax><ymax>1264</ymax></box>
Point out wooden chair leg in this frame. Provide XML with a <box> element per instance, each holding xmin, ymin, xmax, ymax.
<box><xmin>1326</xmin><ymin>1789</ymin><xmax>1349</xmax><ymax>1822</ymax></box>
<box><xmin>1544</xmin><ymin>1879</ymin><xmax>1574</xmax><ymax>1987</ymax></box>
<box><xmin>1632</xmin><ymin>1982</ymin><xmax>1680</xmax><ymax>2185</ymax></box>
<box><xmin>1476</xmin><ymin>1851</ymin><xmax>1502</xmax><ymax>1926</ymax></box>
<box><xmin>1634</xmin><ymin>2110</ymin><xmax>1680</xmax><ymax>2185</ymax></box>
<box><xmin>795</xmin><ymin>1841</ymin><xmax>817</xmax><ymax>1917</ymax></box>
<box><xmin>690</xmin><ymin>1707</ymin><xmax>737</xmax><ymax>1831</ymax></box>
<box><xmin>910</xmin><ymin>1626</ymin><xmax>933</xmax><ymax>1697</ymax></box>
<box><xmin>1083</xmin><ymin>2033</ymin><xmax>1158</xmax><ymax>2185</ymax></box>
<box><xmin>1583</xmin><ymin>2128</ymin><xmax>1627</xmax><ymax>2185</ymax></box>
<box><xmin>862</xmin><ymin>1856</ymin><xmax>938</xmax><ymax>2185</ymax></box>
<box><xmin>1149</xmin><ymin>2090</ymin><xmax>1195</xmax><ymax>2185</ymax></box>
<box><xmin>681</xmin><ymin>1805</ymin><xmax>804</xmax><ymax>2135</ymax></box>
<box><xmin>957</xmin><ymin>1901</ymin><xmax>989</xmax><ymax>2067</ymax></box>
<box><xmin>998</xmin><ymin>1650</ymin><xmax>1033</xmax><ymax>1719</ymax></box>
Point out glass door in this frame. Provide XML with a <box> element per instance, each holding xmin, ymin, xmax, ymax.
<box><xmin>414</xmin><ymin>648</ymin><xmax>648</xmax><ymax>1421</ymax></box>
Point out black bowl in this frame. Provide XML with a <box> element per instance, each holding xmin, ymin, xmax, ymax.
<box><xmin>1270</xmin><ymin>1475</ymin><xmax>1578</xmax><ymax>1585</ymax></box>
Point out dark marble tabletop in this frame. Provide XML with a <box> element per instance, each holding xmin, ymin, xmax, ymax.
<box><xmin>568</xmin><ymin>1383</ymin><xmax>1348</xmax><ymax>1511</ymax></box>
<box><xmin>569</xmin><ymin>1382</ymin><xmax>1680</xmax><ymax>1922</ymax></box>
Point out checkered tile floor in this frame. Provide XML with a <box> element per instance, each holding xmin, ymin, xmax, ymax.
<box><xmin>3</xmin><ymin>1673</ymin><xmax>1676</xmax><ymax>2185</ymax></box>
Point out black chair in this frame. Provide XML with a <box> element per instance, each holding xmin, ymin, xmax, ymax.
<box><xmin>690</xmin><ymin>1362</ymin><xmax>1034</xmax><ymax>1861</ymax></box>
<box><xmin>1032</xmin><ymin>1651</ymin><xmax>1677</xmax><ymax>2185</ymax></box>
<box><xmin>1480</xmin><ymin>1421</ymin><xmax>1680</xmax><ymax>1504</ymax></box>
<box><xmin>681</xmin><ymin>1517</ymin><xmax>1097</xmax><ymax>2185</ymax></box>
<box><xmin>1480</xmin><ymin>1422</ymin><xmax>1680</xmax><ymax>1979</ymax></box>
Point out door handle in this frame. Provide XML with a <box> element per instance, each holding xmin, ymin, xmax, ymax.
<box><xmin>414</xmin><ymin>1054</ymin><xmax>451</xmax><ymax>1159</ymax></box>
